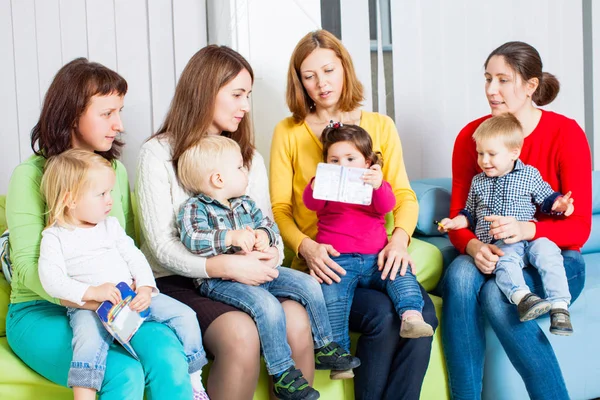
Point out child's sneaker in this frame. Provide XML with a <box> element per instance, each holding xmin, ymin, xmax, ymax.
<box><xmin>314</xmin><ymin>342</ymin><xmax>361</xmax><ymax>379</ymax></box>
<box><xmin>517</xmin><ymin>293</ymin><xmax>551</xmax><ymax>322</ymax></box>
<box><xmin>400</xmin><ymin>311</ymin><xmax>434</xmax><ymax>338</ymax></box>
<box><xmin>193</xmin><ymin>388</ymin><xmax>210</xmax><ymax>400</ymax></box>
<box><xmin>273</xmin><ymin>366</ymin><xmax>320</xmax><ymax>400</ymax></box>
<box><xmin>549</xmin><ymin>308</ymin><xmax>573</xmax><ymax>336</ymax></box>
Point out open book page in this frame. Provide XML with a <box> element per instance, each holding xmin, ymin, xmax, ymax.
<box><xmin>313</xmin><ymin>163</ymin><xmax>373</xmax><ymax>205</ymax></box>
<box><xmin>96</xmin><ymin>282</ymin><xmax>149</xmax><ymax>360</ymax></box>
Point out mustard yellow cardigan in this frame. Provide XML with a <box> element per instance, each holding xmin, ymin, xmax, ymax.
<box><xmin>269</xmin><ymin>111</ymin><xmax>418</xmax><ymax>271</ymax></box>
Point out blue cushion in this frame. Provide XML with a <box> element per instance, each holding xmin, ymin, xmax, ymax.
<box><xmin>582</xmin><ymin>214</ymin><xmax>600</xmax><ymax>255</ymax></box>
<box><xmin>592</xmin><ymin>171</ymin><xmax>600</xmax><ymax>214</ymax></box>
<box><xmin>411</xmin><ymin>180</ymin><xmax>451</xmax><ymax>236</ymax></box>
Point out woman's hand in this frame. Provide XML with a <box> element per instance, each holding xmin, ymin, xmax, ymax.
<box><xmin>298</xmin><ymin>238</ymin><xmax>344</xmax><ymax>285</ymax></box>
<box><xmin>130</xmin><ymin>286</ymin><xmax>152</xmax><ymax>312</ymax></box>
<box><xmin>362</xmin><ymin>164</ymin><xmax>383</xmax><ymax>189</ymax></box>
<box><xmin>377</xmin><ymin>228</ymin><xmax>414</xmax><ymax>280</ymax></box>
<box><xmin>484</xmin><ymin>215</ymin><xmax>536</xmax><ymax>244</ymax></box>
<box><xmin>60</xmin><ymin>298</ymin><xmax>101</xmax><ymax>311</ymax></box>
<box><xmin>249</xmin><ymin>247</ymin><xmax>279</xmax><ymax>268</ymax></box>
<box><xmin>225</xmin><ymin>252</ymin><xmax>279</xmax><ymax>286</ymax></box>
<box><xmin>465</xmin><ymin>239</ymin><xmax>504</xmax><ymax>274</ymax></box>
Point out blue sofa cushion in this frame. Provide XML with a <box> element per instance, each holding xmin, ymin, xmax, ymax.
<box><xmin>411</xmin><ymin>180</ymin><xmax>451</xmax><ymax>236</ymax></box>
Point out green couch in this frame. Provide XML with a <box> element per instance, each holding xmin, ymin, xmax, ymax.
<box><xmin>0</xmin><ymin>194</ymin><xmax>449</xmax><ymax>399</ymax></box>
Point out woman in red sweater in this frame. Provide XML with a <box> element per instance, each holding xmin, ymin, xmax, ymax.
<box><xmin>441</xmin><ymin>41</ymin><xmax>592</xmax><ymax>399</ymax></box>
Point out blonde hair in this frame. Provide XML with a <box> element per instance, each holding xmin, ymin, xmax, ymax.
<box><xmin>41</xmin><ymin>149</ymin><xmax>114</xmax><ymax>228</ymax></box>
<box><xmin>178</xmin><ymin>135</ymin><xmax>241</xmax><ymax>195</ymax></box>
<box><xmin>472</xmin><ymin>113</ymin><xmax>524</xmax><ymax>149</ymax></box>
<box><xmin>287</xmin><ymin>30</ymin><xmax>364</xmax><ymax>123</ymax></box>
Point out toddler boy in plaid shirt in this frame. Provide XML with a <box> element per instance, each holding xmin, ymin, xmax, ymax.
<box><xmin>439</xmin><ymin>114</ymin><xmax>575</xmax><ymax>335</ymax></box>
<box><xmin>176</xmin><ymin>136</ymin><xmax>360</xmax><ymax>400</ymax></box>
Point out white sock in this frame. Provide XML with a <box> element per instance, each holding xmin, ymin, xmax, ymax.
<box><xmin>552</xmin><ymin>301</ymin><xmax>569</xmax><ymax>310</ymax></box>
<box><xmin>190</xmin><ymin>370</ymin><xmax>205</xmax><ymax>392</ymax></box>
<box><xmin>511</xmin><ymin>290</ymin><xmax>530</xmax><ymax>305</ymax></box>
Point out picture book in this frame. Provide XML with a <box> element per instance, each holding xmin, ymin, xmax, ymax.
<box><xmin>96</xmin><ymin>282</ymin><xmax>149</xmax><ymax>359</ymax></box>
<box><xmin>312</xmin><ymin>163</ymin><xmax>373</xmax><ymax>205</ymax></box>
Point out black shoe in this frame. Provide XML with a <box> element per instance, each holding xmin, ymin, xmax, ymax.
<box><xmin>314</xmin><ymin>342</ymin><xmax>360</xmax><ymax>371</ymax></box>
<box><xmin>517</xmin><ymin>293</ymin><xmax>551</xmax><ymax>322</ymax></box>
<box><xmin>549</xmin><ymin>308</ymin><xmax>573</xmax><ymax>336</ymax></box>
<box><xmin>273</xmin><ymin>367</ymin><xmax>320</xmax><ymax>400</ymax></box>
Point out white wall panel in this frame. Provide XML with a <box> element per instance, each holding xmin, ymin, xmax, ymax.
<box><xmin>147</xmin><ymin>0</ymin><xmax>176</xmax><ymax>131</ymax></box>
<box><xmin>593</xmin><ymin>0</ymin><xmax>600</xmax><ymax>169</ymax></box>
<box><xmin>86</xmin><ymin>0</ymin><xmax>118</xmax><ymax>70</ymax></box>
<box><xmin>35</xmin><ymin>0</ymin><xmax>62</xmax><ymax>98</ymax></box>
<box><xmin>11</xmin><ymin>0</ymin><xmax>40</xmax><ymax>161</ymax></box>
<box><xmin>391</xmin><ymin>0</ymin><xmax>586</xmax><ymax>179</ymax></box>
<box><xmin>173</xmin><ymin>0</ymin><xmax>207</xmax><ymax>80</ymax></box>
<box><xmin>114</xmin><ymin>0</ymin><xmax>153</xmax><ymax>183</ymax></box>
<box><xmin>59</xmin><ymin>0</ymin><xmax>88</xmax><ymax>62</ymax></box>
<box><xmin>0</xmin><ymin>0</ymin><xmax>21</xmax><ymax>192</ymax></box>
<box><xmin>340</xmin><ymin>0</ymin><xmax>372</xmax><ymax>112</ymax></box>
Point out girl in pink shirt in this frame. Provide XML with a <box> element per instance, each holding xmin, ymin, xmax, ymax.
<box><xmin>303</xmin><ymin>123</ymin><xmax>433</xmax><ymax>359</ymax></box>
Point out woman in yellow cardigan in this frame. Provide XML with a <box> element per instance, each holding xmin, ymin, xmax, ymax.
<box><xmin>269</xmin><ymin>30</ymin><xmax>437</xmax><ymax>400</ymax></box>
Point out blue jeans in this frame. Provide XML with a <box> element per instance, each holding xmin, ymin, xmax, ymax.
<box><xmin>441</xmin><ymin>250</ymin><xmax>585</xmax><ymax>400</ymax></box>
<box><xmin>67</xmin><ymin>293</ymin><xmax>208</xmax><ymax>390</ymax></box>
<box><xmin>495</xmin><ymin>238</ymin><xmax>571</xmax><ymax>305</ymax></box>
<box><xmin>7</xmin><ymin>300</ymin><xmax>192</xmax><ymax>399</ymax></box>
<box><xmin>321</xmin><ymin>253</ymin><xmax>424</xmax><ymax>351</ymax></box>
<box><xmin>198</xmin><ymin>267</ymin><xmax>333</xmax><ymax>375</ymax></box>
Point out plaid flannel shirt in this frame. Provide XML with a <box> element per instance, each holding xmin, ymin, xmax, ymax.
<box><xmin>460</xmin><ymin>159</ymin><xmax>562</xmax><ymax>244</ymax></box>
<box><xmin>178</xmin><ymin>193</ymin><xmax>280</xmax><ymax>257</ymax></box>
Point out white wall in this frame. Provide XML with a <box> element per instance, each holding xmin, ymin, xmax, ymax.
<box><xmin>389</xmin><ymin>0</ymin><xmax>586</xmax><ymax>179</ymax></box>
<box><xmin>0</xmin><ymin>0</ymin><xmax>207</xmax><ymax>193</ymax></box>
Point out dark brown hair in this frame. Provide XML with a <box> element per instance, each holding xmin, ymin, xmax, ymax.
<box><xmin>153</xmin><ymin>45</ymin><xmax>255</xmax><ymax>173</ymax></box>
<box><xmin>31</xmin><ymin>57</ymin><xmax>128</xmax><ymax>161</ymax></box>
<box><xmin>320</xmin><ymin>124</ymin><xmax>382</xmax><ymax>167</ymax></box>
<box><xmin>485</xmin><ymin>41</ymin><xmax>560</xmax><ymax>106</ymax></box>
<box><xmin>287</xmin><ymin>30</ymin><xmax>364</xmax><ymax>123</ymax></box>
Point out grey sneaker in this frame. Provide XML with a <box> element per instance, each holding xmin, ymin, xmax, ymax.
<box><xmin>549</xmin><ymin>308</ymin><xmax>573</xmax><ymax>336</ymax></box>
<box><xmin>517</xmin><ymin>293</ymin><xmax>551</xmax><ymax>322</ymax></box>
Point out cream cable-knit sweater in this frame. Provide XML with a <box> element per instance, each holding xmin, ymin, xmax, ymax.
<box><xmin>135</xmin><ymin>135</ymin><xmax>282</xmax><ymax>281</ymax></box>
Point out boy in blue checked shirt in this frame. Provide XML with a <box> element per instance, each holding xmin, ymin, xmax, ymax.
<box><xmin>439</xmin><ymin>114</ymin><xmax>575</xmax><ymax>336</ymax></box>
<box><xmin>176</xmin><ymin>136</ymin><xmax>360</xmax><ymax>400</ymax></box>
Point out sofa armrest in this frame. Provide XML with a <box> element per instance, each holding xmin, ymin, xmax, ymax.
<box><xmin>411</xmin><ymin>179</ymin><xmax>452</xmax><ymax>237</ymax></box>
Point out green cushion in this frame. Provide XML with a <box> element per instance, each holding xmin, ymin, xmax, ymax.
<box><xmin>0</xmin><ymin>337</ymin><xmax>71</xmax><ymax>399</ymax></box>
<box><xmin>0</xmin><ymin>274</ymin><xmax>8</xmax><ymax>337</ymax></box>
<box><xmin>0</xmin><ymin>196</ymin><xmax>6</xmax><ymax>234</ymax></box>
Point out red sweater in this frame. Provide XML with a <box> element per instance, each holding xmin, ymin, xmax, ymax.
<box><xmin>449</xmin><ymin>110</ymin><xmax>592</xmax><ymax>253</ymax></box>
<box><xmin>303</xmin><ymin>181</ymin><xmax>396</xmax><ymax>254</ymax></box>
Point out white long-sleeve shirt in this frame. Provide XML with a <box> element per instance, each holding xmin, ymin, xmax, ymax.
<box><xmin>135</xmin><ymin>135</ymin><xmax>282</xmax><ymax>281</ymax></box>
<box><xmin>38</xmin><ymin>216</ymin><xmax>158</xmax><ymax>305</ymax></box>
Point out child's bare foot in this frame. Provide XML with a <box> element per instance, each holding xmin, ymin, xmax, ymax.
<box><xmin>400</xmin><ymin>310</ymin><xmax>434</xmax><ymax>338</ymax></box>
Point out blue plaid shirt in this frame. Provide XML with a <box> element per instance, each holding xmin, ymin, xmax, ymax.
<box><xmin>178</xmin><ymin>193</ymin><xmax>280</xmax><ymax>257</ymax></box>
<box><xmin>461</xmin><ymin>160</ymin><xmax>561</xmax><ymax>244</ymax></box>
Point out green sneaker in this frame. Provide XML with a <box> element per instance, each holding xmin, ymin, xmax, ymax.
<box><xmin>273</xmin><ymin>367</ymin><xmax>320</xmax><ymax>400</ymax></box>
<box><xmin>314</xmin><ymin>342</ymin><xmax>361</xmax><ymax>371</ymax></box>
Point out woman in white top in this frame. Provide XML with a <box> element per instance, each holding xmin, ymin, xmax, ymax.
<box><xmin>135</xmin><ymin>45</ymin><xmax>315</xmax><ymax>400</ymax></box>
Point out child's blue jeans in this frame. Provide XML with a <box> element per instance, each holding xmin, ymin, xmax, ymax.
<box><xmin>495</xmin><ymin>237</ymin><xmax>572</xmax><ymax>305</ymax></box>
<box><xmin>67</xmin><ymin>293</ymin><xmax>208</xmax><ymax>391</ymax></box>
<box><xmin>320</xmin><ymin>253</ymin><xmax>425</xmax><ymax>352</ymax></box>
<box><xmin>198</xmin><ymin>267</ymin><xmax>333</xmax><ymax>376</ymax></box>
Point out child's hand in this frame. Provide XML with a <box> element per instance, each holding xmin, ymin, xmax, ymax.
<box><xmin>227</xmin><ymin>227</ymin><xmax>256</xmax><ymax>253</ymax></box>
<box><xmin>85</xmin><ymin>283</ymin><xmax>122</xmax><ymax>305</ymax></box>
<box><xmin>437</xmin><ymin>215</ymin><xmax>469</xmax><ymax>233</ymax></box>
<box><xmin>129</xmin><ymin>286</ymin><xmax>153</xmax><ymax>312</ymax></box>
<box><xmin>552</xmin><ymin>191</ymin><xmax>575</xmax><ymax>216</ymax></box>
<box><xmin>254</xmin><ymin>229</ymin><xmax>270</xmax><ymax>251</ymax></box>
<box><xmin>436</xmin><ymin>218</ymin><xmax>453</xmax><ymax>234</ymax></box>
<box><xmin>362</xmin><ymin>164</ymin><xmax>383</xmax><ymax>189</ymax></box>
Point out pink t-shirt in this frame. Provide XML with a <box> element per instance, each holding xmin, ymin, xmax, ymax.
<box><xmin>303</xmin><ymin>180</ymin><xmax>396</xmax><ymax>254</ymax></box>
